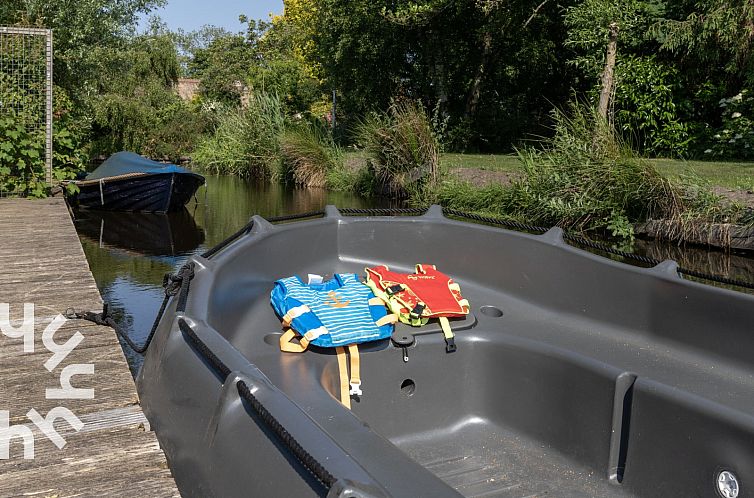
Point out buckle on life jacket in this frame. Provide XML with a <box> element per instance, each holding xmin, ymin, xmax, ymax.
<box><xmin>410</xmin><ymin>303</ymin><xmax>425</xmax><ymax>320</ymax></box>
<box><xmin>386</xmin><ymin>284</ymin><xmax>404</xmax><ymax>296</ymax></box>
<box><xmin>445</xmin><ymin>336</ymin><xmax>457</xmax><ymax>353</ymax></box>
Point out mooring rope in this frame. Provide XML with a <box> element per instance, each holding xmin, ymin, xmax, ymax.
<box><xmin>66</xmin><ymin>262</ymin><xmax>195</xmax><ymax>354</ymax></box>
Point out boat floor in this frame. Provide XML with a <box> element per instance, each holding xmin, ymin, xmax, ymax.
<box><xmin>397</xmin><ymin>421</ymin><xmax>631</xmax><ymax>498</ymax></box>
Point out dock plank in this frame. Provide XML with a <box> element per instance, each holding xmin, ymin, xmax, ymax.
<box><xmin>0</xmin><ymin>198</ymin><xmax>179</xmax><ymax>497</ymax></box>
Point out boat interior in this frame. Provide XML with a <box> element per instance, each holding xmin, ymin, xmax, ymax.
<box><xmin>139</xmin><ymin>207</ymin><xmax>754</xmax><ymax>497</ymax></box>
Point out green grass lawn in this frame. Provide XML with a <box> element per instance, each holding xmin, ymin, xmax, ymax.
<box><xmin>649</xmin><ymin>158</ymin><xmax>754</xmax><ymax>190</ymax></box>
<box><xmin>347</xmin><ymin>151</ymin><xmax>754</xmax><ymax>189</ymax></box>
<box><xmin>439</xmin><ymin>153</ymin><xmax>754</xmax><ymax>189</ymax></box>
<box><xmin>440</xmin><ymin>153</ymin><xmax>522</xmax><ymax>172</ymax></box>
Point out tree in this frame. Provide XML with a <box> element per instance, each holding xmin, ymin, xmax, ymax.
<box><xmin>1</xmin><ymin>0</ymin><xmax>165</xmax><ymax>103</ymax></box>
<box><xmin>88</xmin><ymin>34</ymin><xmax>205</xmax><ymax>157</ymax></box>
<box><xmin>654</xmin><ymin>0</ymin><xmax>754</xmax><ymax>89</ymax></box>
<box><xmin>292</xmin><ymin>0</ymin><xmax>573</xmax><ymax>150</ymax></box>
<box><xmin>564</xmin><ymin>0</ymin><xmax>691</xmax><ymax>155</ymax></box>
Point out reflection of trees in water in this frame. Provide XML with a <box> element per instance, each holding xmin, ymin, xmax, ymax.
<box><xmin>79</xmin><ymin>236</ymin><xmax>177</xmax><ymax>290</ymax></box>
<box><xmin>192</xmin><ymin>175</ymin><xmax>401</xmax><ymax>248</ymax></box>
<box><xmin>634</xmin><ymin>239</ymin><xmax>754</xmax><ymax>288</ymax></box>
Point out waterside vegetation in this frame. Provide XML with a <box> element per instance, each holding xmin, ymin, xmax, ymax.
<box><xmin>1</xmin><ymin>0</ymin><xmax>753</xmax><ymax>249</ymax></box>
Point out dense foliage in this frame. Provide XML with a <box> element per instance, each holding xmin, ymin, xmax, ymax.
<box><xmin>1</xmin><ymin>0</ymin><xmax>754</xmax><ymax>200</ymax></box>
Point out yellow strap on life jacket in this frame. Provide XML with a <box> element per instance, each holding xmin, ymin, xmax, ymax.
<box><xmin>439</xmin><ymin>317</ymin><xmax>457</xmax><ymax>353</ymax></box>
<box><xmin>335</xmin><ymin>344</ymin><xmax>362</xmax><ymax>409</ymax></box>
<box><xmin>375</xmin><ymin>314</ymin><xmax>398</xmax><ymax>327</ymax></box>
<box><xmin>279</xmin><ymin>328</ymin><xmax>310</xmax><ymax>353</ymax></box>
<box><xmin>347</xmin><ymin>344</ymin><xmax>361</xmax><ymax>396</ymax></box>
<box><xmin>336</xmin><ymin>346</ymin><xmax>351</xmax><ymax>409</ymax></box>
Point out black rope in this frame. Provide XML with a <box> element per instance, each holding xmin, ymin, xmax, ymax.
<box><xmin>177</xmin><ymin>318</ymin><xmax>336</xmax><ymax>489</ymax></box>
<box><xmin>66</xmin><ymin>263</ymin><xmax>196</xmax><ymax>354</ymax></box>
<box><xmin>201</xmin><ymin>211</ymin><xmax>325</xmax><ymax>260</ymax></box>
<box><xmin>201</xmin><ymin>220</ymin><xmax>254</xmax><ymax>259</ymax></box>
<box><xmin>677</xmin><ymin>267</ymin><xmax>754</xmax><ymax>290</ymax></box>
<box><xmin>562</xmin><ymin>233</ymin><xmax>662</xmax><ymax>266</ymax></box>
<box><xmin>339</xmin><ymin>207</ymin><xmax>427</xmax><ymax>216</ymax></box>
<box><xmin>442</xmin><ymin>208</ymin><xmax>549</xmax><ymax>234</ymax></box>
<box><xmin>266</xmin><ymin>210</ymin><xmax>326</xmax><ymax>223</ymax></box>
<box><xmin>236</xmin><ymin>381</ymin><xmax>336</xmax><ymax>488</ymax></box>
<box><xmin>178</xmin><ymin>317</ymin><xmax>231</xmax><ymax>378</ymax></box>
<box><xmin>174</xmin><ymin>262</ymin><xmax>195</xmax><ymax>312</ymax></box>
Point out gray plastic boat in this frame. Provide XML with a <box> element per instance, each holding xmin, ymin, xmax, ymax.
<box><xmin>137</xmin><ymin>206</ymin><xmax>754</xmax><ymax>498</ymax></box>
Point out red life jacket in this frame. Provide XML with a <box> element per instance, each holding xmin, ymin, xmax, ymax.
<box><xmin>365</xmin><ymin>264</ymin><xmax>470</xmax><ymax>352</ymax></box>
<box><xmin>366</xmin><ymin>264</ymin><xmax>469</xmax><ymax>318</ymax></box>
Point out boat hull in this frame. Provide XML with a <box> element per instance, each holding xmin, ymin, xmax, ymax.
<box><xmin>138</xmin><ymin>208</ymin><xmax>754</xmax><ymax>497</ymax></box>
<box><xmin>70</xmin><ymin>172</ymin><xmax>204</xmax><ymax>213</ymax></box>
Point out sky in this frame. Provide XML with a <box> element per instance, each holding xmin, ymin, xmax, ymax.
<box><xmin>140</xmin><ymin>0</ymin><xmax>284</xmax><ymax>33</ymax></box>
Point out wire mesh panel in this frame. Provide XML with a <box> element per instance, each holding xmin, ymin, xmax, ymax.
<box><xmin>0</xmin><ymin>27</ymin><xmax>52</xmax><ymax>194</ymax></box>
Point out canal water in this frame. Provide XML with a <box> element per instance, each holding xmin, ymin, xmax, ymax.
<box><xmin>73</xmin><ymin>175</ymin><xmax>754</xmax><ymax>375</ymax></box>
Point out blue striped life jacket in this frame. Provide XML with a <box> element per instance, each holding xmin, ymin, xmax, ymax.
<box><xmin>271</xmin><ymin>273</ymin><xmax>397</xmax><ymax>408</ymax></box>
<box><xmin>270</xmin><ymin>273</ymin><xmax>395</xmax><ymax>348</ymax></box>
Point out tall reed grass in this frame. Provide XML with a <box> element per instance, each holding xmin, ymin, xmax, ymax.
<box><xmin>280</xmin><ymin>123</ymin><xmax>344</xmax><ymax>188</ymax></box>
<box><xmin>356</xmin><ymin>101</ymin><xmax>439</xmax><ymax>198</ymax></box>
<box><xmin>505</xmin><ymin>105</ymin><xmax>683</xmax><ymax>237</ymax></box>
<box><xmin>193</xmin><ymin>93</ymin><xmax>285</xmax><ymax>178</ymax></box>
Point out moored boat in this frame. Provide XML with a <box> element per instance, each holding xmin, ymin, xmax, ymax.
<box><xmin>67</xmin><ymin>151</ymin><xmax>205</xmax><ymax>213</ymax></box>
<box><xmin>137</xmin><ymin>206</ymin><xmax>754</xmax><ymax>498</ymax></box>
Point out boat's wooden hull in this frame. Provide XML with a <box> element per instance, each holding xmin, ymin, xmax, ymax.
<box><xmin>70</xmin><ymin>173</ymin><xmax>205</xmax><ymax>213</ymax></box>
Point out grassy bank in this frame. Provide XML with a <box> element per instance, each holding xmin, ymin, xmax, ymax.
<box><xmin>200</xmin><ymin>96</ymin><xmax>751</xmax><ymax>247</ymax></box>
<box><xmin>348</xmin><ymin>152</ymin><xmax>754</xmax><ymax>190</ymax></box>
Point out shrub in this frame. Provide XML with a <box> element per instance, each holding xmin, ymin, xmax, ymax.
<box><xmin>502</xmin><ymin>103</ymin><xmax>685</xmax><ymax>239</ymax></box>
<box><xmin>280</xmin><ymin>123</ymin><xmax>343</xmax><ymax>187</ymax></box>
<box><xmin>0</xmin><ymin>114</ymin><xmax>46</xmax><ymax>197</ymax></box>
<box><xmin>356</xmin><ymin>100</ymin><xmax>439</xmax><ymax>198</ymax></box>
<box><xmin>706</xmin><ymin>90</ymin><xmax>754</xmax><ymax>160</ymax></box>
<box><xmin>614</xmin><ymin>56</ymin><xmax>690</xmax><ymax>157</ymax></box>
<box><xmin>193</xmin><ymin>93</ymin><xmax>285</xmax><ymax>178</ymax></box>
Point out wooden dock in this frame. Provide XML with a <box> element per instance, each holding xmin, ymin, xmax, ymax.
<box><xmin>0</xmin><ymin>198</ymin><xmax>179</xmax><ymax>496</ymax></box>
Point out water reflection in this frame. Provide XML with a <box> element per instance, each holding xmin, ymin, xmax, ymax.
<box><xmin>75</xmin><ymin>209</ymin><xmax>205</xmax><ymax>257</ymax></box>
<box><xmin>634</xmin><ymin>239</ymin><xmax>754</xmax><ymax>289</ymax></box>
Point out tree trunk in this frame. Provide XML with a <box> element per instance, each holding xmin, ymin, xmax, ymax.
<box><xmin>465</xmin><ymin>31</ymin><xmax>493</xmax><ymax>119</ymax></box>
<box><xmin>597</xmin><ymin>22</ymin><xmax>619</xmax><ymax>122</ymax></box>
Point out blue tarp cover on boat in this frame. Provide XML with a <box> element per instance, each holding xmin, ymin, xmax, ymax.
<box><xmin>86</xmin><ymin>151</ymin><xmax>193</xmax><ymax>180</ymax></box>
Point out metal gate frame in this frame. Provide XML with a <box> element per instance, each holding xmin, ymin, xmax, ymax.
<box><xmin>0</xmin><ymin>27</ymin><xmax>53</xmax><ymax>185</ymax></box>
